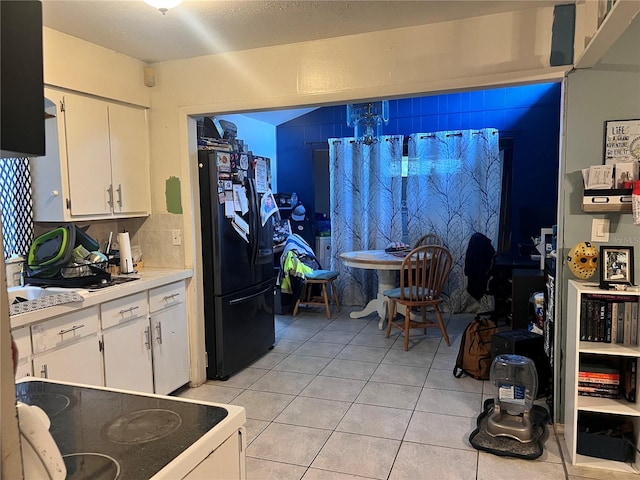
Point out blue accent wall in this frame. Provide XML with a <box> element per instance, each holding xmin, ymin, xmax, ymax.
<box><xmin>277</xmin><ymin>83</ymin><xmax>561</xmax><ymax>254</ymax></box>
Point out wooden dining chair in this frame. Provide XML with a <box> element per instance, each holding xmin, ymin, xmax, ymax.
<box><xmin>384</xmin><ymin>245</ymin><xmax>453</xmax><ymax>350</ymax></box>
<box><xmin>293</xmin><ymin>270</ymin><xmax>341</xmax><ymax>319</ymax></box>
<box><xmin>413</xmin><ymin>232</ymin><xmax>444</xmax><ymax>248</ymax></box>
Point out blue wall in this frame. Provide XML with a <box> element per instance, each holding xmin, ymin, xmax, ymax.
<box><xmin>276</xmin><ymin>83</ymin><xmax>561</xmax><ymax>253</ymax></box>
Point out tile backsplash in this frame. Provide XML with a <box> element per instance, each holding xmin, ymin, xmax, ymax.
<box><xmin>33</xmin><ymin>213</ymin><xmax>185</xmax><ymax>270</ymax></box>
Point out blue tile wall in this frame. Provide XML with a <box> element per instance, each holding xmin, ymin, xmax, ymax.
<box><xmin>276</xmin><ymin>83</ymin><xmax>561</xmax><ymax>254</ymax></box>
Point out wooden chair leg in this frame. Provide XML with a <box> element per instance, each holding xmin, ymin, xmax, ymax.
<box><xmin>293</xmin><ymin>283</ymin><xmax>309</xmax><ymax>317</ymax></box>
<box><xmin>434</xmin><ymin>305</ymin><xmax>451</xmax><ymax>346</ymax></box>
<box><xmin>422</xmin><ymin>306</ymin><xmax>427</xmax><ymax>334</ymax></box>
<box><xmin>331</xmin><ymin>280</ymin><xmax>341</xmax><ymax>312</ymax></box>
<box><xmin>386</xmin><ymin>299</ymin><xmax>396</xmax><ymax>338</ymax></box>
<box><xmin>321</xmin><ymin>282</ymin><xmax>331</xmax><ymax>319</ymax></box>
<box><xmin>404</xmin><ymin>305</ymin><xmax>411</xmax><ymax>351</ymax></box>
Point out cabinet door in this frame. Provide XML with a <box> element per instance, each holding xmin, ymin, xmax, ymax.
<box><xmin>103</xmin><ymin>316</ymin><xmax>154</xmax><ymax>394</ymax></box>
<box><xmin>63</xmin><ymin>93</ymin><xmax>112</xmax><ymax>216</ymax></box>
<box><xmin>13</xmin><ymin>326</ymin><xmax>32</xmax><ymax>380</ymax></box>
<box><xmin>32</xmin><ymin>336</ymin><xmax>102</xmax><ymax>386</ymax></box>
<box><xmin>151</xmin><ymin>305</ymin><xmax>189</xmax><ymax>395</ymax></box>
<box><xmin>183</xmin><ymin>429</ymin><xmax>244</xmax><ymax>480</ymax></box>
<box><xmin>108</xmin><ymin>104</ymin><xmax>150</xmax><ymax>215</ymax></box>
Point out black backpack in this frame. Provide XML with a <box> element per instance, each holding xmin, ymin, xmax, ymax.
<box><xmin>453</xmin><ymin>317</ymin><xmax>498</xmax><ymax>380</ymax></box>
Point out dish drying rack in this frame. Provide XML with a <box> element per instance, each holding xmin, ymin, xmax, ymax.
<box><xmin>26</xmin><ymin>261</ymin><xmax>111</xmax><ymax>287</ymax></box>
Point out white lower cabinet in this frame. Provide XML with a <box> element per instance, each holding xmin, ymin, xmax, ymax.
<box><xmin>150</xmin><ymin>282</ymin><xmax>190</xmax><ymax>395</ymax></box>
<box><xmin>33</xmin><ymin>335</ymin><xmax>102</xmax><ymax>386</ymax></box>
<box><xmin>102</xmin><ymin>316</ymin><xmax>154</xmax><ymax>393</ymax></box>
<box><xmin>11</xmin><ymin>279</ymin><xmax>190</xmax><ymax>394</ymax></box>
<box><xmin>13</xmin><ymin>325</ymin><xmax>32</xmax><ymax>380</ymax></box>
<box><xmin>30</xmin><ymin>306</ymin><xmax>102</xmax><ymax>386</ymax></box>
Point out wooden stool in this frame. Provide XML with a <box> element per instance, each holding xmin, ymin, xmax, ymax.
<box><xmin>293</xmin><ymin>270</ymin><xmax>340</xmax><ymax>319</ymax></box>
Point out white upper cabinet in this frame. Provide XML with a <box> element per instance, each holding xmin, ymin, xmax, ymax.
<box><xmin>64</xmin><ymin>93</ymin><xmax>113</xmax><ymax>216</ymax></box>
<box><xmin>108</xmin><ymin>104</ymin><xmax>150</xmax><ymax>215</ymax></box>
<box><xmin>30</xmin><ymin>87</ymin><xmax>150</xmax><ymax>221</ymax></box>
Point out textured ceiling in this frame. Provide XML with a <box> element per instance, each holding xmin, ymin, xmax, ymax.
<box><xmin>42</xmin><ymin>0</ymin><xmax>569</xmax><ymax>64</ymax></box>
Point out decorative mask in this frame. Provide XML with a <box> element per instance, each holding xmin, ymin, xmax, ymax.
<box><xmin>567</xmin><ymin>242</ymin><xmax>599</xmax><ymax>279</ymax></box>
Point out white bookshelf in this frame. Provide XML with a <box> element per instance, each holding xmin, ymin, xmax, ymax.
<box><xmin>566</xmin><ymin>280</ymin><xmax>640</xmax><ymax>473</ymax></box>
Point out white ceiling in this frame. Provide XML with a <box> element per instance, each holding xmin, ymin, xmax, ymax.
<box><xmin>41</xmin><ymin>0</ymin><xmax>571</xmax><ymax>125</ymax></box>
<box><xmin>42</xmin><ymin>0</ymin><xmax>570</xmax><ymax>64</ymax></box>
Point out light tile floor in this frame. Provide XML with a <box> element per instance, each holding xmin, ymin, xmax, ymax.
<box><xmin>175</xmin><ymin>307</ymin><xmax>633</xmax><ymax>480</ymax></box>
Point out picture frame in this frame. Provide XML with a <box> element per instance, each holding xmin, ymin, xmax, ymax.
<box><xmin>600</xmin><ymin>245</ymin><xmax>635</xmax><ymax>289</ymax></box>
<box><xmin>604</xmin><ymin>119</ymin><xmax>640</xmax><ymax>164</ymax></box>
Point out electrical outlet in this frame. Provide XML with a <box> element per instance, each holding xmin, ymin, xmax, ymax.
<box><xmin>172</xmin><ymin>229</ymin><xmax>182</xmax><ymax>246</ymax></box>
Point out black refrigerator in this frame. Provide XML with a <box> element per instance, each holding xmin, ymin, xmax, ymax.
<box><xmin>198</xmin><ymin>148</ymin><xmax>275</xmax><ymax>380</ymax></box>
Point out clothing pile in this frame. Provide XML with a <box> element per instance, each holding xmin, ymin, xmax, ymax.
<box><xmin>279</xmin><ymin>234</ymin><xmax>321</xmax><ymax>302</ymax></box>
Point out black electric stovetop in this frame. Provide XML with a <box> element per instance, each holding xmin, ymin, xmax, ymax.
<box><xmin>15</xmin><ymin>380</ymin><xmax>228</xmax><ymax>480</ymax></box>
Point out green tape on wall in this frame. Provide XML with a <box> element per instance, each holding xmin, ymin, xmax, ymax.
<box><xmin>165</xmin><ymin>176</ymin><xmax>183</xmax><ymax>214</ymax></box>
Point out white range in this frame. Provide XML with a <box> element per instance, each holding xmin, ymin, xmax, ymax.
<box><xmin>16</xmin><ymin>377</ymin><xmax>246</xmax><ymax>479</ymax></box>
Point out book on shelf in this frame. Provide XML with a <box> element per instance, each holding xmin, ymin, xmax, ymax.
<box><xmin>578</xmin><ymin>385</ymin><xmax>620</xmax><ymax>395</ymax></box>
<box><xmin>632</xmin><ymin>303</ymin><xmax>639</xmax><ymax>346</ymax></box>
<box><xmin>617</xmin><ymin>302</ymin><xmax>625</xmax><ymax>343</ymax></box>
<box><xmin>578</xmin><ymin>390</ymin><xmax>621</xmax><ymax>399</ymax></box>
<box><xmin>579</xmin><ymin>294</ymin><xmax>640</xmax><ymax>345</ymax></box>
<box><xmin>611</xmin><ymin>302</ymin><xmax>618</xmax><ymax>344</ymax></box>
<box><xmin>579</xmin><ymin>382</ymin><xmax>620</xmax><ymax>390</ymax></box>
<box><xmin>578</xmin><ymin>373</ymin><xmax>620</xmax><ymax>384</ymax></box>
<box><xmin>624</xmin><ymin>302</ymin><xmax>632</xmax><ymax>345</ymax></box>
<box><xmin>620</xmin><ymin>357</ymin><xmax>637</xmax><ymax>403</ymax></box>
<box><xmin>579</xmin><ymin>357</ymin><xmax>619</xmax><ymax>376</ymax></box>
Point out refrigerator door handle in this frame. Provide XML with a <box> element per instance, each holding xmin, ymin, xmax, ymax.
<box><xmin>247</xmin><ymin>177</ymin><xmax>260</xmax><ymax>265</ymax></box>
<box><xmin>229</xmin><ymin>286</ymin><xmax>272</xmax><ymax>305</ymax></box>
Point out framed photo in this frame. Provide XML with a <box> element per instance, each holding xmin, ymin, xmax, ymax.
<box><xmin>604</xmin><ymin>119</ymin><xmax>640</xmax><ymax>164</ymax></box>
<box><xmin>600</xmin><ymin>245</ymin><xmax>635</xmax><ymax>289</ymax></box>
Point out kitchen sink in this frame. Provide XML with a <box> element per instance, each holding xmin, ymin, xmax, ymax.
<box><xmin>7</xmin><ymin>285</ymin><xmax>77</xmax><ymax>304</ymax></box>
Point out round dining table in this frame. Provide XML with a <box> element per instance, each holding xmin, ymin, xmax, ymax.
<box><xmin>340</xmin><ymin>249</ymin><xmax>409</xmax><ymax>330</ymax></box>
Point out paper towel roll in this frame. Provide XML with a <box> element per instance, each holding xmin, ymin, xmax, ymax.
<box><xmin>118</xmin><ymin>232</ymin><xmax>134</xmax><ymax>274</ymax></box>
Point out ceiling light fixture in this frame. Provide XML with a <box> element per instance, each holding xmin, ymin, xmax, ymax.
<box><xmin>144</xmin><ymin>0</ymin><xmax>182</xmax><ymax>15</ymax></box>
<box><xmin>346</xmin><ymin>101</ymin><xmax>390</xmax><ymax>145</ymax></box>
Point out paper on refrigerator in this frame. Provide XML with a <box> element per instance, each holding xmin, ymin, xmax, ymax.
<box><xmin>232</xmin><ymin>213</ymin><xmax>250</xmax><ymax>243</ymax></box>
<box><xmin>233</xmin><ymin>184</ymin><xmax>249</xmax><ymax>214</ymax></box>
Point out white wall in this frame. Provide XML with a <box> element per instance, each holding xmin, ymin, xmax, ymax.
<box><xmin>215</xmin><ymin>115</ymin><xmax>277</xmax><ymax>191</ymax></box>
<box><xmin>32</xmin><ymin>2</ymin><xmax>627</xmax><ymax>398</ymax></box>
<box><xmin>556</xmin><ymin>18</ymin><xmax>640</xmax><ymax>422</ymax></box>
<box><xmin>148</xmin><ymin>6</ymin><xmax>565</xmax><ymax>253</ymax></box>
<box><xmin>144</xmin><ymin>6</ymin><xmax>566</xmax><ymax>384</ymax></box>
<box><xmin>43</xmin><ymin>27</ymin><xmax>150</xmax><ymax>107</ymax></box>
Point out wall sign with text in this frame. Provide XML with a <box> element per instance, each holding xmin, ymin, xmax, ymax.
<box><xmin>604</xmin><ymin>119</ymin><xmax>640</xmax><ymax>164</ymax></box>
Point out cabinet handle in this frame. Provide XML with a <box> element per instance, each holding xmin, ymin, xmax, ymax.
<box><xmin>107</xmin><ymin>184</ymin><xmax>114</xmax><ymax>208</ymax></box>
<box><xmin>116</xmin><ymin>184</ymin><xmax>123</xmax><ymax>208</ymax></box>
<box><xmin>119</xmin><ymin>306</ymin><xmax>140</xmax><ymax>315</ymax></box>
<box><xmin>40</xmin><ymin>364</ymin><xmax>48</xmax><ymax>378</ymax></box>
<box><xmin>163</xmin><ymin>293</ymin><xmax>180</xmax><ymax>302</ymax></box>
<box><xmin>58</xmin><ymin>324</ymin><xmax>85</xmax><ymax>336</ymax></box>
<box><xmin>155</xmin><ymin>322</ymin><xmax>163</xmax><ymax>345</ymax></box>
<box><xmin>144</xmin><ymin>327</ymin><xmax>151</xmax><ymax>350</ymax></box>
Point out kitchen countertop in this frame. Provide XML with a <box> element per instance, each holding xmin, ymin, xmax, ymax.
<box><xmin>10</xmin><ymin>268</ymin><xmax>193</xmax><ymax>330</ymax></box>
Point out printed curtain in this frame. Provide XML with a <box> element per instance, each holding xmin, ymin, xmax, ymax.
<box><xmin>406</xmin><ymin>128</ymin><xmax>501</xmax><ymax>313</ymax></box>
<box><xmin>329</xmin><ymin>135</ymin><xmax>404</xmax><ymax>306</ymax></box>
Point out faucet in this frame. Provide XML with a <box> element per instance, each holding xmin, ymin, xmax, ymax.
<box><xmin>19</xmin><ymin>262</ymin><xmax>26</xmax><ymax>287</ymax></box>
